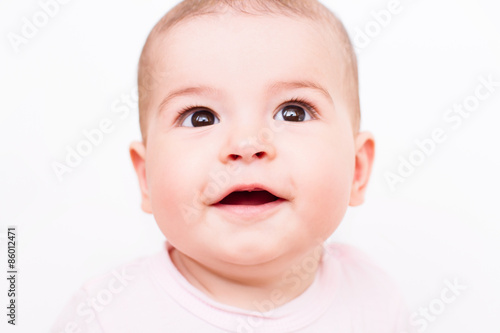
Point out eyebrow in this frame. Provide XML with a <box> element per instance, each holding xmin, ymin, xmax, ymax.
<box><xmin>157</xmin><ymin>80</ymin><xmax>332</xmax><ymax>113</ymax></box>
<box><xmin>268</xmin><ymin>80</ymin><xmax>332</xmax><ymax>103</ymax></box>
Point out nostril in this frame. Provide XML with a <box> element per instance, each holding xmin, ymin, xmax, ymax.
<box><xmin>226</xmin><ymin>151</ymin><xmax>266</xmax><ymax>162</ymax></box>
<box><xmin>255</xmin><ymin>152</ymin><xmax>265</xmax><ymax>158</ymax></box>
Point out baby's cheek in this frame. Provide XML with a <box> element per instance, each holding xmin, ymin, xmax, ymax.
<box><xmin>147</xmin><ymin>147</ymin><xmax>192</xmax><ymax>230</ymax></box>
<box><xmin>299</xmin><ymin>149</ymin><xmax>351</xmax><ymax>233</ymax></box>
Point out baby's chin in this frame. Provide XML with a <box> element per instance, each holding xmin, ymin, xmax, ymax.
<box><xmin>204</xmin><ymin>234</ymin><xmax>288</xmax><ymax>266</ymax></box>
<box><xmin>205</xmin><ymin>235</ymin><xmax>319</xmax><ymax>271</ymax></box>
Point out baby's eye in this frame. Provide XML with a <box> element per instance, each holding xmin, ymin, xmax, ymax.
<box><xmin>274</xmin><ymin>105</ymin><xmax>313</xmax><ymax>122</ymax></box>
<box><xmin>180</xmin><ymin>109</ymin><xmax>220</xmax><ymax>127</ymax></box>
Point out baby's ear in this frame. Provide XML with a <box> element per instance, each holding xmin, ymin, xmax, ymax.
<box><xmin>129</xmin><ymin>141</ymin><xmax>153</xmax><ymax>214</ymax></box>
<box><xmin>349</xmin><ymin>132</ymin><xmax>375</xmax><ymax>206</ymax></box>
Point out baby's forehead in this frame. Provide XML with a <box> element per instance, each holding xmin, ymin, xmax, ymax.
<box><xmin>165</xmin><ymin>11</ymin><xmax>348</xmax><ymax>54</ymax></box>
<box><xmin>146</xmin><ymin>11</ymin><xmax>353</xmax><ymax>84</ymax></box>
<box><xmin>149</xmin><ymin>14</ymin><xmax>346</xmax><ymax>96</ymax></box>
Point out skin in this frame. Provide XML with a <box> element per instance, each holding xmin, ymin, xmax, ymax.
<box><xmin>130</xmin><ymin>12</ymin><xmax>375</xmax><ymax>311</ymax></box>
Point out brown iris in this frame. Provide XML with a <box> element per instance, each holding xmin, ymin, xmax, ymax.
<box><xmin>191</xmin><ymin>110</ymin><xmax>216</xmax><ymax>127</ymax></box>
<box><xmin>281</xmin><ymin>105</ymin><xmax>306</xmax><ymax>121</ymax></box>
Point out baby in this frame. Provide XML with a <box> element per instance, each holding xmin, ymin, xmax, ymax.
<box><xmin>52</xmin><ymin>0</ymin><xmax>413</xmax><ymax>332</ymax></box>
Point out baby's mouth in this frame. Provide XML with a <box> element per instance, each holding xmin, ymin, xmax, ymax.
<box><xmin>218</xmin><ymin>190</ymin><xmax>280</xmax><ymax>205</ymax></box>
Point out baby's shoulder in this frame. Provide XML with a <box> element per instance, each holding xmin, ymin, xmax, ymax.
<box><xmin>322</xmin><ymin>243</ymin><xmax>412</xmax><ymax>329</ymax></box>
<box><xmin>322</xmin><ymin>242</ymin><xmax>403</xmax><ymax>300</ymax></box>
<box><xmin>51</xmin><ymin>252</ymin><xmax>168</xmax><ymax>333</ymax></box>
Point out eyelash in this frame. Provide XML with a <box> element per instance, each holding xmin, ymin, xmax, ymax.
<box><xmin>283</xmin><ymin>97</ymin><xmax>319</xmax><ymax>119</ymax></box>
<box><xmin>176</xmin><ymin>104</ymin><xmax>212</xmax><ymax>124</ymax></box>
<box><xmin>175</xmin><ymin>97</ymin><xmax>319</xmax><ymax>124</ymax></box>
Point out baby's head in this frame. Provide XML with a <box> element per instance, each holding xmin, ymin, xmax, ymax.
<box><xmin>130</xmin><ymin>0</ymin><xmax>374</xmax><ymax>273</ymax></box>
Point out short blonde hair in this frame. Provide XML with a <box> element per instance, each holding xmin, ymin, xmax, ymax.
<box><xmin>138</xmin><ymin>0</ymin><xmax>360</xmax><ymax>142</ymax></box>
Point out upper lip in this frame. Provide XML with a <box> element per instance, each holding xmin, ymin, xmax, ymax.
<box><xmin>212</xmin><ymin>183</ymin><xmax>284</xmax><ymax>205</ymax></box>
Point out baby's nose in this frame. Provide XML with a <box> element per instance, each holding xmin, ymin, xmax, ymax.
<box><xmin>218</xmin><ymin>124</ymin><xmax>277</xmax><ymax>164</ymax></box>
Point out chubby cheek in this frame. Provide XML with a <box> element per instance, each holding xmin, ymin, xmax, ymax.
<box><xmin>287</xmin><ymin>131</ymin><xmax>354</xmax><ymax>239</ymax></box>
<box><xmin>146</xmin><ymin>137</ymin><xmax>212</xmax><ymax>241</ymax></box>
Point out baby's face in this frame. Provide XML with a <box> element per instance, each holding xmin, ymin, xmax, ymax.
<box><xmin>132</xmin><ymin>13</ymin><xmax>368</xmax><ymax>268</ymax></box>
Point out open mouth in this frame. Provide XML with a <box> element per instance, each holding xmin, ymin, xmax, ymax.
<box><xmin>218</xmin><ymin>190</ymin><xmax>280</xmax><ymax>206</ymax></box>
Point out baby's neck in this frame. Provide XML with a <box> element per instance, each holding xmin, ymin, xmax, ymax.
<box><xmin>170</xmin><ymin>246</ymin><xmax>323</xmax><ymax>312</ymax></box>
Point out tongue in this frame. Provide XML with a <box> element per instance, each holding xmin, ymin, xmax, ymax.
<box><xmin>219</xmin><ymin>191</ymin><xmax>278</xmax><ymax>205</ymax></box>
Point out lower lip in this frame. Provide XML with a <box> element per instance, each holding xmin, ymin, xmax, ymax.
<box><xmin>211</xmin><ymin>199</ymin><xmax>286</xmax><ymax>221</ymax></box>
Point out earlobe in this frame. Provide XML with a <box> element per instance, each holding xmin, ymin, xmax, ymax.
<box><xmin>349</xmin><ymin>132</ymin><xmax>375</xmax><ymax>206</ymax></box>
<box><xmin>129</xmin><ymin>141</ymin><xmax>153</xmax><ymax>214</ymax></box>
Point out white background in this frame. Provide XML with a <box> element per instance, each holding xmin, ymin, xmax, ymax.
<box><xmin>1</xmin><ymin>0</ymin><xmax>499</xmax><ymax>332</ymax></box>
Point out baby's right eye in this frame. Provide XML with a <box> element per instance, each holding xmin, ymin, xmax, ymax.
<box><xmin>179</xmin><ymin>109</ymin><xmax>220</xmax><ymax>127</ymax></box>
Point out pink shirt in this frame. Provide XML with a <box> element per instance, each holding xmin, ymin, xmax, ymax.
<box><xmin>51</xmin><ymin>241</ymin><xmax>413</xmax><ymax>332</ymax></box>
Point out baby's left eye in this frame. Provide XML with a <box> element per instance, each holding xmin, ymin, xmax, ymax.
<box><xmin>274</xmin><ymin>105</ymin><xmax>313</xmax><ymax>122</ymax></box>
